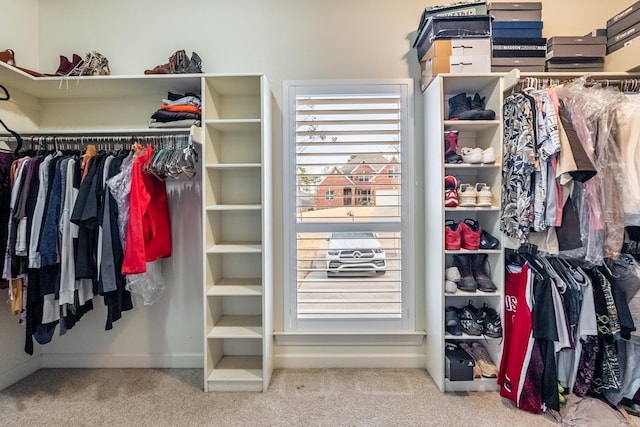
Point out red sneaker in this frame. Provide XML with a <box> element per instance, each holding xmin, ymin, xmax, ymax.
<box><xmin>445</xmin><ymin>219</ymin><xmax>462</xmax><ymax>250</ymax></box>
<box><xmin>459</xmin><ymin>218</ymin><xmax>481</xmax><ymax>250</ymax></box>
<box><xmin>444</xmin><ymin>175</ymin><xmax>458</xmax><ymax>207</ymax></box>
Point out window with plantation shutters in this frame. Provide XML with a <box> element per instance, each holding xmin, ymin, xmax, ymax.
<box><xmin>283</xmin><ymin>80</ymin><xmax>414</xmax><ymax>332</ymax></box>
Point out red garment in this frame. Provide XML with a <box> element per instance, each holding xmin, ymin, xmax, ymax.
<box><xmin>159</xmin><ymin>104</ymin><xmax>201</xmax><ymax>114</ymax></box>
<box><xmin>122</xmin><ymin>146</ymin><xmax>172</xmax><ymax>274</ymax></box>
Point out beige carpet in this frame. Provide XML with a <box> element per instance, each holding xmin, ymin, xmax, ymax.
<box><xmin>0</xmin><ymin>368</ymin><xmax>559</xmax><ymax>426</ymax></box>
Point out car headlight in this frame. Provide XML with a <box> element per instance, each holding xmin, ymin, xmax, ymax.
<box><xmin>327</xmin><ymin>250</ymin><xmax>340</xmax><ymax>255</ymax></box>
<box><xmin>373</xmin><ymin>249</ymin><xmax>384</xmax><ymax>253</ymax></box>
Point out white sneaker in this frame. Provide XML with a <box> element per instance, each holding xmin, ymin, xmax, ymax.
<box><xmin>482</xmin><ymin>147</ymin><xmax>496</xmax><ymax>164</ymax></box>
<box><xmin>460</xmin><ymin>147</ymin><xmax>482</xmax><ymax>164</ymax></box>
<box><xmin>445</xmin><ymin>280</ymin><xmax>458</xmax><ymax>294</ymax></box>
<box><xmin>475</xmin><ymin>183</ymin><xmax>492</xmax><ymax>207</ymax></box>
<box><xmin>457</xmin><ymin>183</ymin><xmax>477</xmax><ymax>207</ymax></box>
<box><xmin>445</xmin><ymin>266</ymin><xmax>461</xmax><ymax>282</ymax></box>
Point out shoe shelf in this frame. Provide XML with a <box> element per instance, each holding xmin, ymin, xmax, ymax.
<box><xmin>203</xmin><ymin>75</ymin><xmax>273</xmax><ymax>392</ymax></box>
<box><xmin>424</xmin><ymin>73</ymin><xmax>504</xmax><ymax>393</ymax></box>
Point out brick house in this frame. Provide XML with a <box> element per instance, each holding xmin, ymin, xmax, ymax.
<box><xmin>313</xmin><ymin>154</ymin><xmax>400</xmax><ymax>209</ymax></box>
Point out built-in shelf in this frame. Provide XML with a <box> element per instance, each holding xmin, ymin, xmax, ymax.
<box><xmin>206</xmin><ymin>243</ymin><xmax>262</xmax><ymax>253</ymax></box>
<box><xmin>208</xmin><ymin>315</ymin><xmax>263</xmax><ymax>339</ymax></box>
<box><xmin>443</xmin><ymin>120</ymin><xmax>501</xmax><ymax>130</ymax></box>
<box><xmin>445</xmin><ymin>163</ymin><xmax>501</xmax><ymax>169</ymax></box>
<box><xmin>205</xmin><ymin>163</ymin><xmax>262</xmax><ymax>169</ymax></box>
<box><xmin>205</xmin><ymin>204</ymin><xmax>262</xmax><ymax>211</ymax></box>
<box><xmin>444</xmin><ymin>249</ymin><xmax>502</xmax><ymax>255</ymax></box>
<box><xmin>445</xmin><ymin>206</ymin><xmax>500</xmax><ymax>212</ymax></box>
<box><xmin>204</xmin><ymin>119</ymin><xmax>261</xmax><ymax>132</ymax></box>
<box><xmin>207</xmin><ymin>281</ymin><xmax>263</xmax><ymax>297</ymax></box>
<box><xmin>445</xmin><ymin>290</ymin><xmax>502</xmax><ymax>297</ymax></box>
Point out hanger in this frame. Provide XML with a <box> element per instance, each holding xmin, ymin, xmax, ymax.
<box><xmin>0</xmin><ymin>84</ymin><xmax>23</xmax><ymax>154</ymax></box>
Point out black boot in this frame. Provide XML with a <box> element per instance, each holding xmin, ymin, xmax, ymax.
<box><xmin>448</xmin><ymin>93</ymin><xmax>481</xmax><ymax>120</ymax></box>
<box><xmin>470</xmin><ymin>94</ymin><xmax>496</xmax><ymax>120</ymax></box>
<box><xmin>472</xmin><ymin>254</ymin><xmax>496</xmax><ymax>292</ymax></box>
<box><xmin>453</xmin><ymin>254</ymin><xmax>477</xmax><ymax>292</ymax></box>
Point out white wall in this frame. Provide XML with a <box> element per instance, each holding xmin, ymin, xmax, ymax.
<box><xmin>0</xmin><ymin>0</ymin><xmax>634</xmax><ymax>384</ymax></box>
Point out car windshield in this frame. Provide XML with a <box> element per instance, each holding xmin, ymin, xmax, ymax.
<box><xmin>329</xmin><ymin>232</ymin><xmax>376</xmax><ymax>239</ymax></box>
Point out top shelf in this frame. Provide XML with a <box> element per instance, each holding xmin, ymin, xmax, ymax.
<box><xmin>0</xmin><ymin>62</ymin><xmax>263</xmax><ymax>100</ymax></box>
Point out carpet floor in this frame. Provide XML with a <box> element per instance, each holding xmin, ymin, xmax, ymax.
<box><xmin>0</xmin><ymin>368</ymin><xmax>562</xmax><ymax>426</ymax></box>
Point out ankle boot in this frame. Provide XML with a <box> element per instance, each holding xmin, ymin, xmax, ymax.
<box><xmin>472</xmin><ymin>254</ymin><xmax>496</xmax><ymax>292</ymax></box>
<box><xmin>470</xmin><ymin>94</ymin><xmax>496</xmax><ymax>120</ymax></box>
<box><xmin>145</xmin><ymin>50</ymin><xmax>185</xmax><ymax>74</ymax></box>
<box><xmin>183</xmin><ymin>51</ymin><xmax>203</xmax><ymax>74</ymax></box>
<box><xmin>453</xmin><ymin>255</ymin><xmax>477</xmax><ymax>292</ymax></box>
<box><xmin>444</xmin><ymin>130</ymin><xmax>462</xmax><ymax>163</ymax></box>
<box><xmin>448</xmin><ymin>93</ymin><xmax>481</xmax><ymax>120</ymax></box>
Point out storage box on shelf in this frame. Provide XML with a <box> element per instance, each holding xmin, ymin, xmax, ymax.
<box><xmin>424</xmin><ymin>74</ymin><xmax>504</xmax><ymax>392</ymax></box>
<box><xmin>487</xmin><ymin>2</ymin><xmax>542</xmax><ymax>21</ymax></box>
<box><xmin>607</xmin><ymin>0</ymin><xmax>640</xmax><ymax>53</ymax></box>
<box><xmin>202</xmin><ymin>74</ymin><xmax>273</xmax><ymax>392</ymax></box>
<box><xmin>546</xmin><ymin>35</ymin><xmax>606</xmax><ymax>72</ymax></box>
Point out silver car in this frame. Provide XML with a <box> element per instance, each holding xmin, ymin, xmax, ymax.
<box><xmin>326</xmin><ymin>231</ymin><xmax>386</xmax><ymax>277</ymax></box>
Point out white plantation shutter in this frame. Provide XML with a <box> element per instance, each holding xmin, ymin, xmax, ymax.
<box><xmin>284</xmin><ymin>80</ymin><xmax>414</xmax><ymax>331</ymax></box>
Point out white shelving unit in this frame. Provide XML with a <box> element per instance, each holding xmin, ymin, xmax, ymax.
<box><xmin>201</xmin><ymin>74</ymin><xmax>273</xmax><ymax>392</ymax></box>
<box><xmin>424</xmin><ymin>74</ymin><xmax>505</xmax><ymax>392</ymax></box>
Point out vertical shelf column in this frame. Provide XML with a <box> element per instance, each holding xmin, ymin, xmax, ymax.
<box><xmin>202</xmin><ymin>75</ymin><xmax>272</xmax><ymax>392</ymax></box>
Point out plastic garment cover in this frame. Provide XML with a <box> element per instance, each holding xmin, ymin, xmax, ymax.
<box><xmin>106</xmin><ymin>153</ymin><xmax>134</xmax><ymax>246</ymax></box>
<box><xmin>125</xmin><ymin>260</ymin><xmax>165</xmax><ymax>305</ymax></box>
<box><xmin>614</xmin><ymin>95</ymin><xmax>640</xmax><ymax>226</ymax></box>
<box><xmin>557</xmin><ymin>79</ymin><xmax>627</xmax><ymax>264</ymax></box>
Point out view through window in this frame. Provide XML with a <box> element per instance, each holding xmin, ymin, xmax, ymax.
<box><xmin>285</xmin><ymin>81</ymin><xmax>412</xmax><ymax>330</ymax></box>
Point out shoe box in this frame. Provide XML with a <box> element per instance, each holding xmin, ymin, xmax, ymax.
<box><xmin>491</xmin><ymin>57</ymin><xmax>545</xmax><ymax>72</ymax></box>
<box><xmin>546</xmin><ymin>34</ymin><xmax>606</xmax><ymax>72</ymax></box>
<box><xmin>419</xmin><ymin>38</ymin><xmax>491</xmax><ymax>90</ymax></box>
<box><xmin>418</xmin><ymin>0</ymin><xmax>488</xmax><ymax>29</ymax></box>
<box><xmin>413</xmin><ymin>15</ymin><xmax>493</xmax><ymax>62</ymax></box>
<box><xmin>606</xmin><ymin>0</ymin><xmax>640</xmax><ymax>53</ymax></box>
<box><xmin>445</xmin><ymin>342</ymin><xmax>475</xmax><ymax>381</ymax></box>
<box><xmin>492</xmin><ymin>21</ymin><xmax>543</xmax><ymax>39</ymax></box>
<box><xmin>492</xmin><ymin>37</ymin><xmax>546</xmax><ymax>57</ymax></box>
<box><xmin>487</xmin><ymin>2</ymin><xmax>542</xmax><ymax>22</ymax></box>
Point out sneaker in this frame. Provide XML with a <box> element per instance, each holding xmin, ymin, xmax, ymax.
<box><xmin>453</xmin><ymin>255</ymin><xmax>477</xmax><ymax>292</ymax></box>
<box><xmin>475</xmin><ymin>183</ymin><xmax>492</xmax><ymax>207</ymax></box>
<box><xmin>458</xmin><ymin>302</ymin><xmax>484</xmax><ymax>336</ymax></box>
<box><xmin>445</xmin><ymin>280</ymin><xmax>458</xmax><ymax>294</ymax></box>
<box><xmin>457</xmin><ymin>184</ymin><xmax>477</xmax><ymax>207</ymax></box>
<box><xmin>472</xmin><ymin>253</ymin><xmax>497</xmax><ymax>292</ymax></box>
<box><xmin>444</xmin><ymin>175</ymin><xmax>459</xmax><ymax>207</ymax></box>
<box><xmin>482</xmin><ymin>147</ymin><xmax>496</xmax><ymax>164</ymax></box>
<box><xmin>445</xmin><ymin>220</ymin><xmax>462</xmax><ymax>250</ymax></box>
<box><xmin>445</xmin><ymin>307</ymin><xmax>463</xmax><ymax>336</ymax></box>
<box><xmin>459</xmin><ymin>219</ymin><xmax>481</xmax><ymax>250</ymax></box>
<box><xmin>479</xmin><ymin>230</ymin><xmax>500</xmax><ymax>250</ymax></box>
<box><xmin>445</xmin><ymin>266</ymin><xmax>461</xmax><ymax>282</ymax></box>
<box><xmin>444</xmin><ymin>130</ymin><xmax>463</xmax><ymax>164</ymax></box>
<box><xmin>459</xmin><ymin>342</ymin><xmax>482</xmax><ymax>379</ymax></box>
<box><xmin>460</xmin><ymin>147</ymin><xmax>482</xmax><ymax>164</ymax></box>
<box><xmin>469</xmin><ymin>342</ymin><xmax>498</xmax><ymax>378</ymax></box>
<box><xmin>479</xmin><ymin>304</ymin><xmax>503</xmax><ymax>338</ymax></box>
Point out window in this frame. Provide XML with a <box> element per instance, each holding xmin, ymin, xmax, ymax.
<box><xmin>283</xmin><ymin>80</ymin><xmax>414</xmax><ymax>332</ymax></box>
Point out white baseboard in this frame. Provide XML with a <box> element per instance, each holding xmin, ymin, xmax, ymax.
<box><xmin>0</xmin><ymin>356</ymin><xmax>42</xmax><ymax>391</ymax></box>
<box><xmin>274</xmin><ymin>353</ymin><xmax>425</xmax><ymax>369</ymax></box>
<box><xmin>41</xmin><ymin>352</ymin><xmax>204</xmax><ymax>369</ymax></box>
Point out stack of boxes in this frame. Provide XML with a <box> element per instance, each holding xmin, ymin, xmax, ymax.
<box><xmin>546</xmin><ymin>32</ymin><xmax>607</xmax><ymax>72</ymax></box>
<box><xmin>413</xmin><ymin>1</ymin><xmax>492</xmax><ymax>90</ymax></box>
<box><xmin>607</xmin><ymin>1</ymin><xmax>640</xmax><ymax>57</ymax></box>
<box><xmin>488</xmin><ymin>2</ymin><xmax>546</xmax><ymax>72</ymax></box>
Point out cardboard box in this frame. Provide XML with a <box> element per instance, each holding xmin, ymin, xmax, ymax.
<box><xmin>546</xmin><ymin>58</ymin><xmax>604</xmax><ymax>72</ymax></box>
<box><xmin>607</xmin><ymin>0</ymin><xmax>640</xmax><ymax>39</ymax></box>
<box><xmin>492</xmin><ymin>21</ymin><xmax>543</xmax><ymax>39</ymax></box>
<box><xmin>608</xmin><ymin>22</ymin><xmax>640</xmax><ymax>54</ymax></box>
<box><xmin>492</xmin><ymin>57</ymin><xmax>545</xmax><ymax>66</ymax></box>
<box><xmin>493</xmin><ymin>37</ymin><xmax>547</xmax><ymax>57</ymax></box>
<box><xmin>422</xmin><ymin>38</ymin><xmax>491</xmax><ymax>61</ymax></box>
<box><xmin>420</xmin><ymin>0</ymin><xmax>488</xmax><ymax>26</ymax></box>
<box><xmin>548</xmin><ymin>37</ymin><xmax>606</xmax><ymax>59</ymax></box>
<box><xmin>414</xmin><ymin>15</ymin><xmax>493</xmax><ymax>61</ymax></box>
<box><xmin>492</xmin><ymin>64</ymin><xmax>545</xmax><ymax>72</ymax></box>
<box><xmin>421</xmin><ymin>54</ymin><xmax>491</xmax><ymax>76</ymax></box>
<box><xmin>488</xmin><ymin>2</ymin><xmax>542</xmax><ymax>21</ymax></box>
<box><xmin>445</xmin><ymin>343</ymin><xmax>475</xmax><ymax>381</ymax></box>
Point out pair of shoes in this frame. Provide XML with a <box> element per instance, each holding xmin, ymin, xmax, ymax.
<box><xmin>65</xmin><ymin>51</ymin><xmax>110</xmax><ymax>76</ymax></box>
<box><xmin>445</xmin><ymin>266</ymin><xmax>460</xmax><ymax>294</ymax></box>
<box><xmin>444</xmin><ymin>130</ymin><xmax>463</xmax><ymax>163</ymax></box>
<box><xmin>453</xmin><ymin>253</ymin><xmax>497</xmax><ymax>292</ymax></box>
<box><xmin>447</xmin><ymin>92</ymin><xmax>496</xmax><ymax>121</ymax></box>
<box><xmin>478</xmin><ymin>303</ymin><xmax>502</xmax><ymax>338</ymax></box>
<box><xmin>444</xmin><ymin>175</ymin><xmax>459</xmax><ymax>207</ymax></box>
<box><xmin>460</xmin><ymin>146</ymin><xmax>495</xmax><ymax>164</ymax></box>
<box><xmin>0</xmin><ymin>48</ymin><xmax>44</xmax><ymax>77</ymax></box>
<box><xmin>445</xmin><ymin>306</ymin><xmax>463</xmax><ymax>335</ymax></box>
<box><xmin>445</xmin><ymin>219</ymin><xmax>480</xmax><ymax>250</ymax></box>
<box><xmin>52</xmin><ymin>54</ymin><xmax>83</xmax><ymax>76</ymax></box>
<box><xmin>458</xmin><ymin>183</ymin><xmax>493</xmax><ymax>207</ymax></box>
<box><xmin>458</xmin><ymin>342</ymin><xmax>483</xmax><ymax>378</ymax></box>
<box><xmin>451</xmin><ymin>302</ymin><xmax>502</xmax><ymax>337</ymax></box>
<box><xmin>460</xmin><ymin>341</ymin><xmax>498</xmax><ymax>378</ymax></box>
<box><xmin>145</xmin><ymin>50</ymin><xmax>203</xmax><ymax>74</ymax></box>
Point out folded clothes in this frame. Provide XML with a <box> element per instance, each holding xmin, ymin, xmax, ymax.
<box><xmin>167</xmin><ymin>91</ymin><xmax>200</xmax><ymax>102</ymax></box>
<box><xmin>150</xmin><ymin>110</ymin><xmax>201</xmax><ymax>122</ymax></box>
<box><xmin>160</xmin><ymin>104</ymin><xmax>201</xmax><ymax>114</ymax></box>
<box><xmin>149</xmin><ymin>119</ymin><xmax>201</xmax><ymax>128</ymax></box>
<box><xmin>162</xmin><ymin>95</ymin><xmax>201</xmax><ymax>107</ymax></box>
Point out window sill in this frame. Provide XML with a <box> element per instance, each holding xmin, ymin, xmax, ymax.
<box><xmin>273</xmin><ymin>331</ymin><xmax>426</xmax><ymax>347</ymax></box>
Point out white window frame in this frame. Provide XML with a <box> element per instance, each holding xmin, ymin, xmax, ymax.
<box><xmin>282</xmin><ymin>79</ymin><xmax>415</xmax><ymax>333</ymax></box>
<box><xmin>325</xmin><ymin>190</ymin><xmax>335</xmax><ymax>201</ymax></box>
